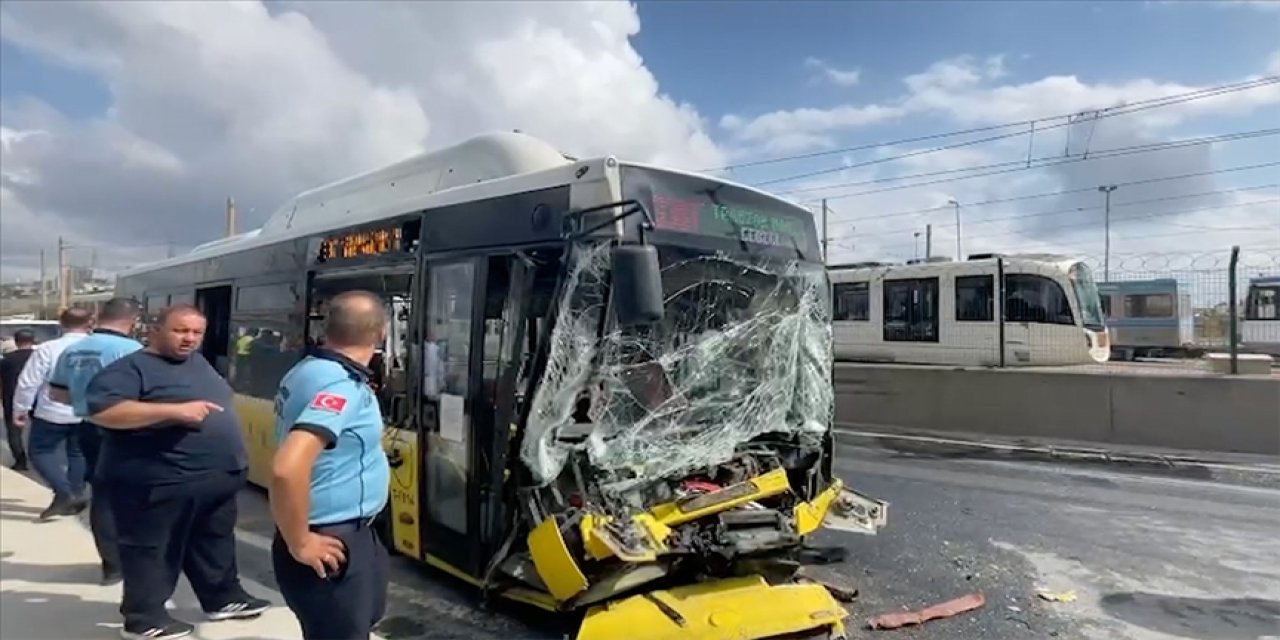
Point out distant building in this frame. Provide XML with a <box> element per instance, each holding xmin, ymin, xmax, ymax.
<box><xmin>67</xmin><ymin>266</ymin><xmax>95</xmax><ymax>291</ymax></box>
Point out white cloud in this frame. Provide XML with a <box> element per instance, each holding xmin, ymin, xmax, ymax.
<box><xmin>1216</xmin><ymin>1</ymin><xmax>1280</xmax><ymax>11</ymax></box>
<box><xmin>804</xmin><ymin>57</ymin><xmax>862</xmax><ymax>87</ymax></box>
<box><xmin>718</xmin><ymin>104</ymin><xmax>905</xmax><ymax>152</ymax></box>
<box><xmin>0</xmin><ymin>1</ymin><xmax>726</xmax><ymax>279</ymax></box>
<box><xmin>903</xmin><ymin>55</ymin><xmax>1007</xmax><ymax>93</ymax></box>
<box><xmin>1145</xmin><ymin>0</ymin><xmax>1280</xmax><ymax>12</ymax></box>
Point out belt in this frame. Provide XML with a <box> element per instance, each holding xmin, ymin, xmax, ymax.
<box><xmin>309</xmin><ymin>517</ymin><xmax>374</xmax><ymax>535</ymax></box>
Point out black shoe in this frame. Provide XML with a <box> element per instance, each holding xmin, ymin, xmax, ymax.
<box><xmin>205</xmin><ymin>595</ymin><xmax>270</xmax><ymax>621</ymax></box>
<box><xmin>37</xmin><ymin>496</ymin><xmax>78</xmax><ymax>521</ymax></box>
<box><xmin>119</xmin><ymin>620</ymin><xmax>194</xmax><ymax>640</ymax></box>
<box><xmin>10</xmin><ymin>460</ymin><xmax>28</xmax><ymax>471</ymax></box>
<box><xmin>101</xmin><ymin>567</ymin><xmax>123</xmax><ymax>586</ymax></box>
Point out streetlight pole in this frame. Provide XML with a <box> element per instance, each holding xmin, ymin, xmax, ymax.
<box><xmin>1098</xmin><ymin>185</ymin><xmax>1118</xmax><ymax>280</ymax></box>
<box><xmin>57</xmin><ymin>236</ymin><xmax>69</xmax><ymax>312</ymax></box>
<box><xmin>913</xmin><ymin>231</ymin><xmax>921</xmax><ymax>260</ymax></box>
<box><xmin>821</xmin><ymin>198</ymin><xmax>829</xmax><ymax>264</ymax></box>
<box><xmin>948</xmin><ymin>198</ymin><xmax>961</xmax><ymax>260</ymax></box>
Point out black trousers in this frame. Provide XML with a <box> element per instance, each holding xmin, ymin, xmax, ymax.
<box><xmin>3</xmin><ymin>409</ymin><xmax>27</xmax><ymax>466</ymax></box>
<box><xmin>272</xmin><ymin>520</ymin><xmax>389</xmax><ymax>640</ymax></box>
<box><xmin>108</xmin><ymin>470</ymin><xmax>248</xmax><ymax>628</ymax></box>
<box><xmin>77</xmin><ymin>423</ymin><xmax>120</xmax><ymax>573</ymax></box>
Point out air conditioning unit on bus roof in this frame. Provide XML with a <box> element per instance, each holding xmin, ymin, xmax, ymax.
<box><xmin>906</xmin><ymin>256</ymin><xmax>952</xmax><ymax>265</ymax></box>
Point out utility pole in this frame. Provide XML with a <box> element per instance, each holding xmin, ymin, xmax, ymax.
<box><xmin>226</xmin><ymin>196</ymin><xmax>237</xmax><ymax>238</ymax></box>
<box><xmin>1098</xmin><ymin>185</ymin><xmax>1118</xmax><ymax>280</ymax></box>
<box><xmin>948</xmin><ymin>199</ymin><xmax>962</xmax><ymax>259</ymax></box>
<box><xmin>57</xmin><ymin>236</ymin><xmax>69</xmax><ymax>311</ymax></box>
<box><xmin>821</xmin><ymin>198</ymin><xmax>829</xmax><ymax>264</ymax></box>
<box><xmin>39</xmin><ymin>249</ymin><xmax>47</xmax><ymax>316</ymax></box>
<box><xmin>925</xmin><ymin>224</ymin><xmax>933</xmax><ymax>260</ymax></box>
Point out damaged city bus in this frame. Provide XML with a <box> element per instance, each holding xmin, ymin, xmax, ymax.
<box><xmin>114</xmin><ymin>132</ymin><xmax>888</xmax><ymax>640</ymax></box>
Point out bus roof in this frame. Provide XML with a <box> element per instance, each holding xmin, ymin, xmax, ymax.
<box><xmin>118</xmin><ymin>132</ymin><xmax>813</xmax><ymax>280</ymax></box>
<box><xmin>119</xmin><ymin>132</ymin><xmax>578</xmax><ymax>277</ymax></box>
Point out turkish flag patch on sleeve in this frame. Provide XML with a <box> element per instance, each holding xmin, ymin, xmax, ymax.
<box><xmin>310</xmin><ymin>392</ymin><xmax>348</xmax><ymax>413</ymax></box>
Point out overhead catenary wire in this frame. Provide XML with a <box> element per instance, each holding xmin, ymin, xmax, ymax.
<box><xmin>805</xmin><ymin>161</ymin><xmax>1280</xmax><ymax>223</ymax></box>
<box><xmin>847</xmin><ymin>198</ymin><xmax>1280</xmax><ymax>246</ymax></box>
<box><xmin>792</xmin><ymin>127</ymin><xmax>1280</xmax><ymax>204</ymax></box>
<box><xmin>703</xmin><ymin>75</ymin><xmax>1279</xmax><ymax>174</ymax></box>
<box><xmin>847</xmin><ymin>183</ymin><xmax>1280</xmax><ymax>239</ymax></box>
<box><xmin>739</xmin><ymin>77</ymin><xmax>1280</xmax><ymax>186</ymax></box>
<box><xmin>781</xmin><ymin>130</ymin><xmax>1279</xmax><ymax>198</ymax></box>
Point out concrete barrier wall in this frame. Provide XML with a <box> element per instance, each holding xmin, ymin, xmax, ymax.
<box><xmin>834</xmin><ymin>364</ymin><xmax>1280</xmax><ymax>456</ymax></box>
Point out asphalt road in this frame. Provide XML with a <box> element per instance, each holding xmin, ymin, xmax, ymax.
<box><xmin>223</xmin><ymin>443</ymin><xmax>1280</xmax><ymax>640</ymax></box>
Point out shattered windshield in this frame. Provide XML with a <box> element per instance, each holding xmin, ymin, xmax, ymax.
<box><xmin>522</xmin><ymin>242</ymin><xmax>832</xmax><ymax>493</ymax></box>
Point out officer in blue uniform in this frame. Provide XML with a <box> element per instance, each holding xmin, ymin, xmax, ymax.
<box><xmin>269</xmin><ymin>290</ymin><xmax>390</xmax><ymax>640</ymax></box>
<box><xmin>47</xmin><ymin>297</ymin><xmax>144</xmax><ymax>585</ymax></box>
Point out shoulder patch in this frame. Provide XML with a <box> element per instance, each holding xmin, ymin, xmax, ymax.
<box><xmin>309</xmin><ymin>392</ymin><xmax>348</xmax><ymax>413</ymax></box>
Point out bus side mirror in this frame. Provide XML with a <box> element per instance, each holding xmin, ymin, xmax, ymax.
<box><xmin>611</xmin><ymin>244</ymin><xmax>664</xmax><ymax>326</ymax></box>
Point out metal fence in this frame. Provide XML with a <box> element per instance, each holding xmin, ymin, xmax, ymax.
<box><xmin>1083</xmin><ymin>248</ymin><xmax>1279</xmax><ymax>371</ymax></box>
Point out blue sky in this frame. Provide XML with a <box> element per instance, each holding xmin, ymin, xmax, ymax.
<box><xmin>637</xmin><ymin>1</ymin><xmax>1279</xmax><ymax>109</ymax></box>
<box><xmin>5</xmin><ymin>1</ymin><xmax>1276</xmax><ymax>154</ymax></box>
<box><xmin>0</xmin><ymin>0</ymin><xmax>1277</xmax><ymax>277</ymax></box>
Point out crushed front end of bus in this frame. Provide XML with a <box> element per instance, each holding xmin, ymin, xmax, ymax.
<box><xmin>498</xmin><ymin>242</ymin><xmax>888</xmax><ymax>640</ymax></box>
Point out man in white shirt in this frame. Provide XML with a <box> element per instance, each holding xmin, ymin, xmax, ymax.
<box><xmin>12</xmin><ymin>307</ymin><xmax>94</xmax><ymax>520</ymax></box>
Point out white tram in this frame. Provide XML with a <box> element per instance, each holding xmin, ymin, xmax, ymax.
<box><xmin>830</xmin><ymin>254</ymin><xmax>1110</xmax><ymax>366</ymax></box>
<box><xmin>1244</xmin><ymin>275</ymin><xmax>1280</xmax><ymax>357</ymax></box>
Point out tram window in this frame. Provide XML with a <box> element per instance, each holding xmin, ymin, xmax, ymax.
<box><xmin>833</xmin><ymin>282</ymin><xmax>869</xmax><ymax>321</ymax></box>
<box><xmin>170</xmin><ymin>292</ymin><xmax>194</xmax><ymax>306</ymax></box>
<box><xmin>1247</xmin><ymin>286</ymin><xmax>1279</xmax><ymax>320</ymax></box>
<box><xmin>1004</xmin><ymin>274</ymin><xmax>1074</xmax><ymax>325</ymax></box>
<box><xmin>955</xmin><ymin>275</ymin><xmax>993</xmax><ymax>322</ymax></box>
<box><xmin>883</xmin><ymin>278</ymin><xmax>939</xmax><ymax>342</ymax></box>
<box><xmin>1101</xmin><ymin>295</ymin><xmax>1113</xmax><ymax>318</ymax></box>
<box><xmin>1123</xmin><ymin>293</ymin><xmax>1174</xmax><ymax>318</ymax></box>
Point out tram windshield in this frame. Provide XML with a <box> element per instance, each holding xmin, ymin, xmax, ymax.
<box><xmin>1069</xmin><ymin>262</ymin><xmax>1107</xmax><ymax>330</ymax></box>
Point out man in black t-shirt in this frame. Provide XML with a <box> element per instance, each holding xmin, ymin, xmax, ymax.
<box><xmin>86</xmin><ymin>304</ymin><xmax>270</xmax><ymax>640</ymax></box>
<box><xmin>0</xmin><ymin>329</ymin><xmax>36</xmax><ymax>470</ymax></box>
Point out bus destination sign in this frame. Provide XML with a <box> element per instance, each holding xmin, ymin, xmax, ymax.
<box><xmin>621</xmin><ymin>164</ymin><xmax>819</xmax><ymax>258</ymax></box>
<box><xmin>318</xmin><ymin>225</ymin><xmax>404</xmax><ymax>262</ymax></box>
<box><xmin>652</xmin><ymin>194</ymin><xmax>804</xmax><ymax>249</ymax></box>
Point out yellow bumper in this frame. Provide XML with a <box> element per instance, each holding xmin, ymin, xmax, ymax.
<box><xmin>577</xmin><ymin>575</ymin><xmax>847</xmax><ymax>640</ymax></box>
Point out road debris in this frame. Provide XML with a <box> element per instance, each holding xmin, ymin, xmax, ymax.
<box><xmin>867</xmin><ymin>592</ymin><xmax>986</xmax><ymax>630</ymax></box>
<box><xmin>1036</xmin><ymin>589</ymin><xmax>1078</xmax><ymax>603</ymax></box>
<box><xmin>796</xmin><ymin>566</ymin><xmax>860</xmax><ymax>602</ymax></box>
